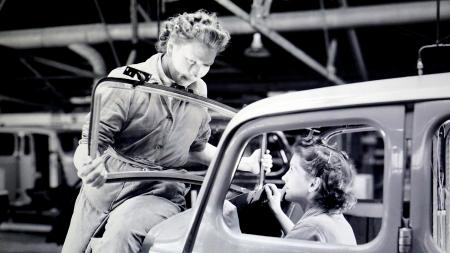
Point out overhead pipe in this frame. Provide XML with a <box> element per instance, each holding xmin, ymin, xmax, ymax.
<box><xmin>68</xmin><ymin>43</ymin><xmax>106</xmax><ymax>84</ymax></box>
<box><xmin>0</xmin><ymin>1</ymin><xmax>448</xmax><ymax>49</ymax></box>
<box><xmin>67</xmin><ymin>44</ymin><xmax>106</xmax><ymax>106</ymax></box>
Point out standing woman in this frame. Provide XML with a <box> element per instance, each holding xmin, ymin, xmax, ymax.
<box><xmin>63</xmin><ymin>10</ymin><xmax>272</xmax><ymax>253</ymax></box>
<box><xmin>265</xmin><ymin>139</ymin><xmax>357</xmax><ymax>245</ymax></box>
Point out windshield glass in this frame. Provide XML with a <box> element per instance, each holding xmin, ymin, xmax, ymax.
<box><xmin>90</xmin><ymin>79</ymin><xmax>237</xmax><ymax>204</ymax></box>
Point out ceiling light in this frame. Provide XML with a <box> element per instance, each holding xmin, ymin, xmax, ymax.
<box><xmin>244</xmin><ymin>33</ymin><xmax>270</xmax><ymax>58</ymax></box>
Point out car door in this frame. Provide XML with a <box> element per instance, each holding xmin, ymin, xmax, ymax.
<box><xmin>187</xmin><ymin>104</ymin><xmax>406</xmax><ymax>253</ymax></box>
<box><xmin>0</xmin><ymin>131</ymin><xmax>19</xmax><ymax>201</ymax></box>
<box><xmin>17</xmin><ymin>132</ymin><xmax>36</xmax><ymax>200</ymax></box>
<box><xmin>410</xmin><ymin>99</ymin><xmax>450</xmax><ymax>253</ymax></box>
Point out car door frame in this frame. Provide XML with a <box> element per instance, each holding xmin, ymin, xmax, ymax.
<box><xmin>89</xmin><ymin>76</ymin><xmax>242</xmax><ymax>187</ymax></box>
<box><xmin>410</xmin><ymin>99</ymin><xmax>450</xmax><ymax>253</ymax></box>
<box><xmin>17</xmin><ymin>132</ymin><xmax>36</xmax><ymax>195</ymax></box>
<box><xmin>185</xmin><ymin>104</ymin><xmax>406</xmax><ymax>253</ymax></box>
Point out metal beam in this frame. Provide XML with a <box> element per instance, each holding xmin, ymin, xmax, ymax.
<box><xmin>126</xmin><ymin>0</ymin><xmax>139</xmax><ymax>65</ymax></box>
<box><xmin>339</xmin><ymin>0</ymin><xmax>368</xmax><ymax>81</ymax></box>
<box><xmin>215</xmin><ymin>0</ymin><xmax>344</xmax><ymax>84</ymax></box>
<box><xmin>0</xmin><ymin>95</ymin><xmax>51</xmax><ymax>108</ymax></box>
<box><xmin>19</xmin><ymin>58</ymin><xmax>66</xmax><ymax>104</ymax></box>
<box><xmin>137</xmin><ymin>4</ymin><xmax>152</xmax><ymax>23</ymax></box>
<box><xmin>32</xmin><ymin>56</ymin><xmax>98</xmax><ymax>78</ymax></box>
<box><xmin>0</xmin><ymin>1</ymin><xmax>448</xmax><ymax>49</ymax></box>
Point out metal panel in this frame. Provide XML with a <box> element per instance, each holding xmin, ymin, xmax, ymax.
<box><xmin>410</xmin><ymin>100</ymin><xmax>450</xmax><ymax>253</ymax></box>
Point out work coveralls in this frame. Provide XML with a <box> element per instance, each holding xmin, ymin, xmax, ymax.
<box><xmin>63</xmin><ymin>53</ymin><xmax>211</xmax><ymax>253</ymax></box>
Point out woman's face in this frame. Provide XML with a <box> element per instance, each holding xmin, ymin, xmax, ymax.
<box><xmin>282</xmin><ymin>154</ymin><xmax>315</xmax><ymax>204</ymax></box>
<box><xmin>167</xmin><ymin>39</ymin><xmax>217</xmax><ymax>87</ymax></box>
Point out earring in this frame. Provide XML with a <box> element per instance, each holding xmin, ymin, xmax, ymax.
<box><xmin>309</xmin><ymin>178</ymin><xmax>320</xmax><ymax>193</ymax></box>
<box><xmin>308</xmin><ymin>182</ymin><xmax>315</xmax><ymax>193</ymax></box>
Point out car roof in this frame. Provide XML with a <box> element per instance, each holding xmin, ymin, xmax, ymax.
<box><xmin>228</xmin><ymin>73</ymin><xmax>450</xmax><ymax>130</ymax></box>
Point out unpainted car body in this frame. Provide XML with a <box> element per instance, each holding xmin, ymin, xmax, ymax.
<box><xmin>139</xmin><ymin>73</ymin><xmax>450</xmax><ymax>253</ymax></box>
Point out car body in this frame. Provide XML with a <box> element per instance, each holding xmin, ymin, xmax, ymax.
<box><xmin>0</xmin><ymin>115</ymin><xmax>83</xmax><ymax>242</ymax></box>
<box><xmin>135</xmin><ymin>72</ymin><xmax>450</xmax><ymax>253</ymax></box>
<box><xmin>88</xmin><ymin>73</ymin><xmax>450</xmax><ymax>253</ymax></box>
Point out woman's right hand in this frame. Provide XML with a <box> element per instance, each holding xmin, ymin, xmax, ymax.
<box><xmin>264</xmin><ymin>183</ymin><xmax>283</xmax><ymax>213</ymax></box>
<box><xmin>74</xmin><ymin>143</ymin><xmax>107</xmax><ymax>188</ymax></box>
<box><xmin>264</xmin><ymin>184</ymin><xmax>294</xmax><ymax>234</ymax></box>
<box><xmin>77</xmin><ymin>156</ymin><xmax>107</xmax><ymax>188</ymax></box>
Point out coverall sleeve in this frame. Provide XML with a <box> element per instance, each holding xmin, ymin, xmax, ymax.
<box><xmin>80</xmin><ymin>85</ymin><xmax>134</xmax><ymax>153</ymax></box>
<box><xmin>189</xmin><ymin>110</ymin><xmax>212</xmax><ymax>152</ymax></box>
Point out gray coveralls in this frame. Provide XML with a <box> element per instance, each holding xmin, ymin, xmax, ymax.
<box><xmin>62</xmin><ymin>53</ymin><xmax>211</xmax><ymax>253</ymax></box>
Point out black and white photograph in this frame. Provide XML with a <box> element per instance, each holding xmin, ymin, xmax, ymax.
<box><xmin>0</xmin><ymin>0</ymin><xmax>449</xmax><ymax>252</ymax></box>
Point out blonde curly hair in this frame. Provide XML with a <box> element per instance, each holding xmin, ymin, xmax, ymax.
<box><xmin>156</xmin><ymin>10</ymin><xmax>231</xmax><ymax>53</ymax></box>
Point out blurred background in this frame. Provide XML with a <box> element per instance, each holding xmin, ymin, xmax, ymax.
<box><xmin>0</xmin><ymin>0</ymin><xmax>449</xmax><ymax>252</ymax></box>
<box><xmin>0</xmin><ymin>0</ymin><xmax>449</xmax><ymax>112</ymax></box>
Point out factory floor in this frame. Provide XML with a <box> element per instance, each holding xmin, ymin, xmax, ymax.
<box><xmin>0</xmin><ymin>231</ymin><xmax>61</xmax><ymax>253</ymax></box>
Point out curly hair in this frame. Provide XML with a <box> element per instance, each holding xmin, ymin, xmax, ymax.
<box><xmin>294</xmin><ymin>142</ymin><xmax>357</xmax><ymax>213</ymax></box>
<box><xmin>156</xmin><ymin>10</ymin><xmax>231</xmax><ymax>53</ymax></box>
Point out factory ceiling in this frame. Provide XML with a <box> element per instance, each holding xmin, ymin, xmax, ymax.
<box><xmin>0</xmin><ymin>0</ymin><xmax>449</xmax><ymax>112</ymax></box>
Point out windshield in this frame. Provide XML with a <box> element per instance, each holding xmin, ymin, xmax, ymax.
<box><xmin>90</xmin><ymin>79</ymin><xmax>238</xmax><ymax>191</ymax></box>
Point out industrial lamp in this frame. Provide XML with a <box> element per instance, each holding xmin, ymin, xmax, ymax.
<box><xmin>244</xmin><ymin>32</ymin><xmax>270</xmax><ymax>58</ymax></box>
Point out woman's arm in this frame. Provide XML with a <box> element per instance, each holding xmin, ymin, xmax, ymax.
<box><xmin>187</xmin><ymin>143</ymin><xmax>217</xmax><ymax>166</ymax></box>
<box><xmin>75</xmin><ymin>85</ymin><xmax>134</xmax><ymax>188</ymax></box>
<box><xmin>264</xmin><ymin>184</ymin><xmax>294</xmax><ymax>234</ymax></box>
<box><xmin>187</xmin><ymin>143</ymin><xmax>272</xmax><ymax>173</ymax></box>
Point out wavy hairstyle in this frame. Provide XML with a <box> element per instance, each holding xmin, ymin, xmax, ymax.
<box><xmin>156</xmin><ymin>10</ymin><xmax>231</xmax><ymax>53</ymax></box>
<box><xmin>294</xmin><ymin>140</ymin><xmax>357</xmax><ymax>213</ymax></box>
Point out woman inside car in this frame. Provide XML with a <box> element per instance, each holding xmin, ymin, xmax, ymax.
<box><xmin>264</xmin><ymin>138</ymin><xmax>357</xmax><ymax>245</ymax></box>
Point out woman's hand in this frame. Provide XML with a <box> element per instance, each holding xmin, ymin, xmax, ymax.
<box><xmin>239</xmin><ymin>149</ymin><xmax>273</xmax><ymax>174</ymax></box>
<box><xmin>264</xmin><ymin>183</ymin><xmax>283</xmax><ymax>213</ymax></box>
<box><xmin>77</xmin><ymin>156</ymin><xmax>108</xmax><ymax>188</ymax></box>
<box><xmin>74</xmin><ymin>143</ymin><xmax>107</xmax><ymax>188</ymax></box>
<box><xmin>264</xmin><ymin>183</ymin><xmax>293</xmax><ymax>234</ymax></box>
